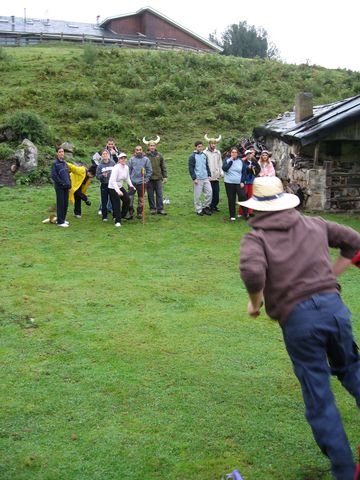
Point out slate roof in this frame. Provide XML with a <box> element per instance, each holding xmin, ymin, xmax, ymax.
<box><xmin>254</xmin><ymin>94</ymin><xmax>360</xmax><ymax>146</ymax></box>
<box><xmin>0</xmin><ymin>15</ymin><xmax>109</xmax><ymax>38</ymax></box>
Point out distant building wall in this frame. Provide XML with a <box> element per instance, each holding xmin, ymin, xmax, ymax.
<box><xmin>107</xmin><ymin>12</ymin><xmax>213</xmax><ymax>51</ymax></box>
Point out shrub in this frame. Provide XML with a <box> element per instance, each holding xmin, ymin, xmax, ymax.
<box><xmin>0</xmin><ymin>143</ymin><xmax>14</xmax><ymax>161</ymax></box>
<box><xmin>6</xmin><ymin>111</ymin><xmax>50</xmax><ymax>144</ymax></box>
<box><xmin>0</xmin><ymin>47</ymin><xmax>9</xmax><ymax>61</ymax></box>
<box><xmin>15</xmin><ymin>167</ymin><xmax>51</xmax><ymax>185</ymax></box>
<box><xmin>83</xmin><ymin>44</ymin><xmax>98</xmax><ymax>65</ymax></box>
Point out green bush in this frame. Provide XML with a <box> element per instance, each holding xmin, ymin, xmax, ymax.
<box><xmin>15</xmin><ymin>167</ymin><xmax>51</xmax><ymax>185</ymax></box>
<box><xmin>6</xmin><ymin>110</ymin><xmax>50</xmax><ymax>144</ymax></box>
<box><xmin>0</xmin><ymin>47</ymin><xmax>9</xmax><ymax>61</ymax></box>
<box><xmin>0</xmin><ymin>143</ymin><xmax>14</xmax><ymax>161</ymax></box>
<box><xmin>83</xmin><ymin>44</ymin><xmax>98</xmax><ymax>65</ymax></box>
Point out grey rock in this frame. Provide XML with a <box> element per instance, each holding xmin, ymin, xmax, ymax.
<box><xmin>14</xmin><ymin>139</ymin><xmax>38</xmax><ymax>173</ymax></box>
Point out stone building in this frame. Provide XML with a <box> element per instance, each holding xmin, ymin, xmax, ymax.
<box><xmin>253</xmin><ymin>93</ymin><xmax>360</xmax><ymax>212</ymax></box>
<box><xmin>0</xmin><ymin>6</ymin><xmax>221</xmax><ymax>53</ymax></box>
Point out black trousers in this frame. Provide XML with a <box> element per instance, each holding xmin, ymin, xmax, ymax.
<box><xmin>55</xmin><ymin>186</ymin><xmax>69</xmax><ymax>224</ymax></box>
<box><xmin>210</xmin><ymin>180</ymin><xmax>220</xmax><ymax>209</ymax></box>
<box><xmin>108</xmin><ymin>187</ymin><xmax>130</xmax><ymax>223</ymax></box>
<box><xmin>224</xmin><ymin>183</ymin><xmax>247</xmax><ymax>218</ymax></box>
<box><xmin>100</xmin><ymin>184</ymin><xmax>113</xmax><ymax>220</ymax></box>
<box><xmin>74</xmin><ymin>188</ymin><xmax>88</xmax><ymax>216</ymax></box>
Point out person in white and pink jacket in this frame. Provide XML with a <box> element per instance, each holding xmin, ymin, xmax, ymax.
<box><xmin>258</xmin><ymin>150</ymin><xmax>276</xmax><ymax>177</ymax></box>
<box><xmin>108</xmin><ymin>153</ymin><xmax>135</xmax><ymax>228</ymax></box>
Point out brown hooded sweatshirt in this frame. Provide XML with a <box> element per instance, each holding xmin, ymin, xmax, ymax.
<box><xmin>240</xmin><ymin>209</ymin><xmax>360</xmax><ymax>324</ymax></box>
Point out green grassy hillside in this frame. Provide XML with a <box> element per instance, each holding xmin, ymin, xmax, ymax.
<box><xmin>1</xmin><ymin>44</ymin><xmax>360</xmax><ymax>159</ymax></box>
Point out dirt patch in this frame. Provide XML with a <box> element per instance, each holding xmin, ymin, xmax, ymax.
<box><xmin>0</xmin><ymin>158</ymin><xmax>16</xmax><ymax>186</ymax></box>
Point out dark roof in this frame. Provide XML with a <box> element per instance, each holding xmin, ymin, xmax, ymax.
<box><xmin>254</xmin><ymin>94</ymin><xmax>360</xmax><ymax>146</ymax></box>
<box><xmin>0</xmin><ymin>15</ymin><xmax>109</xmax><ymax>38</ymax></box>
<box><xmin>100</xmin><ymin>7</ymin><xmax>222</xmax><ymax>52</ymax></box>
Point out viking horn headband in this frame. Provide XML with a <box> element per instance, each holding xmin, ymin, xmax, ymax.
<box><xmin>143</xmin><ymin>135</ymin><xmax>160</xmax><ymax>145</ymax></box>
<box><xmin>204</xmin><ymin>133</ymin><xmax>222</xmax><ymax>143</ymax></box>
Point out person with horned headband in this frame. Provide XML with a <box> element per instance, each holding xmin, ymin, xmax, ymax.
<box><xmin>143</xmin><ymin>135</ymin><xmax>168</xmax><ymax>215</ymax></box>
<box><xmin>204</xmin><ymin>134</ymin><xmax>223</xmax><ymax>212</ymax></box>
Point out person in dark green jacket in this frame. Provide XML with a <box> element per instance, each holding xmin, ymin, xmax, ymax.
<box><xmin>144</xmin><ymin>138</ymin><xmax>168</xmax><ymax>215</ymax></box>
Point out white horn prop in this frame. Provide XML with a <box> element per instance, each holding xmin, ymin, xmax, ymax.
<box><xmin>215</xmin><ymin>135</ymin><xmax>222</xmax><ymax>142</ymax></box>
<box><xmin>142</xmin><ymin>137</ymin><xmax>149</xmax><ymax>145</ymax></box>
<box><xmin>204</xmin><ymin>133</ymin><xmax>210</xmax><ymax>142</ymax></box>
<box><xmin>155</xmin><ymin>135</ymin><xmax>160</xmax><ymax>144</ymax></box>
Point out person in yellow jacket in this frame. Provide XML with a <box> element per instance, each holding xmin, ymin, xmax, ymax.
<box><xmin>67</xmin><ymin>163</ymin><xmax>96</xmax><ymax>218</ymax></box>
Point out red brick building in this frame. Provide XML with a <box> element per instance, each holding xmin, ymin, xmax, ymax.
<box><xmin>100</xmin><ymin>7</ymin><xmax>221</xmax><ymax>53</ymax></box>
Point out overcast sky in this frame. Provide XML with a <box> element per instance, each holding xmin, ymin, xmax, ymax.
<box><xmin>2</xmin><ymin>0</ymin><xmax>360</xmax><ymax>72</ymax></box>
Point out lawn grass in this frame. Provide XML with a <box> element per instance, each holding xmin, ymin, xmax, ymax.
<box><xmin>1</xmin><ymin>156</ymin><xmax>360</xmax><ymax>479</ymax></box>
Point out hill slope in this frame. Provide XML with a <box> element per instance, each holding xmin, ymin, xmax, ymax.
<box><xmin>0</xmin><ymin>45</ymin><xmax>360</xmax><ymax>157</ymax></box>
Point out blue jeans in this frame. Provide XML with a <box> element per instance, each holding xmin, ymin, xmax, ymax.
<box><xmin>282</xmin><ymin>293</ymin><xmax>360</xmax><ymax>480</ymax></box>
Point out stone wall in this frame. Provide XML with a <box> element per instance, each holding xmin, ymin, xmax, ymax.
<box><xmin>263</xmin><ymin>136</ymin><xmax>327</xmax><ymax>210</ymax></box>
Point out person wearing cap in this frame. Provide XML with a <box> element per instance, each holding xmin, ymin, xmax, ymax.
<box><xmin>108</xmin><ymin>153</ymin><xmax>135</xmax><ymax>227</ymax></box>
<box><xmin>238</xmin><ymin>149</ymin><xmax>260</xmax><ymax>219</ymax></box>
<box><xmin>239</xmin><ymin>176</ymin><xmax>360</xmax><ymax>480</ymax></box>
<box><xmin>145</xmin><ymin>140</ymin><xmax>168</xmax><ymax>215</ymax></box>
<box><xmin>258</xmin><ymin>150</ymin><xmax>276</xmax><ymax>177</ymax></box>
<box><xmin>95</xmin><ymin>149</ymin><xmax>116</xmax><ymax>222</ymax></box>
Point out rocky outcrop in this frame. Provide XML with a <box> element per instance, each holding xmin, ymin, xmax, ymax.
<box><xmin>14</xmin><ymin>139</ymin><xmax>38</xmax><ymax>173</ymax></box>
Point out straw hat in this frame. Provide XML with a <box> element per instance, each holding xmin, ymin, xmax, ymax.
<box><xmin>237</xmin><ymin>177</ymin><xmax>300</xmax><ymax>211</ymax></box>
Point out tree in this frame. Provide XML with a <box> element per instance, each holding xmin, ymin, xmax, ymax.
<box><xmin>209</xmin><ymin>21</ymin><xmax>279</xmax><ymax>60</ymax></box>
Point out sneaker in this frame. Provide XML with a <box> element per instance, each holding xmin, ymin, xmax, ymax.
<box><xmin>150</xmin><ymin>209</ymin><xmax>157</xmax><ymax>215</ymax></box>
<box><xmin>230</xmin><ymin>217</ymin><xmax>236</xmax><ymax>222</ymax></box>
<box><xmin>98</xmin><ymin>210</ymin><xmax>102</xmax><ymax>215</ymax></box>
<box><xmin>196</xmin><ymin>211</ymin><xmax>204</xmax><ymax>216</ymax></box>
<box><xmin>115</xmin><ymin>222</ymin><xmax>121</xmax><ymax>227</ymax></box>
<box><xmin>157</xmin><ymin>210</ymin><xmax>167</xmax><ymax>215</ymax></box>
<box><xmin>102</xmin><ymin>218</ymin><xmax>108</xmax><ymax>222</ymax></box>
<box><xmin>237</xmin><ymin>214</ymin><xmax>242</xmax><ymax>218</ymax></box>
<box><xmin>212</xmin><ymin>207</ymin><xmax>220</xmax><ymax>212</ymax></box>
<box><xmin>74</xmin><ymin>214</ymin><xmax>81</xmax><ymax>218</ymax></box>
<box><xmin>57</xmin><ymin>222</ymin><xmax>69</xmax><ymax>228</ymax></box>
<box><xmin>202</xmin><ymin>207</ymin><xmax>212</xmax><ymax>216</ymax></box>
<box><xmin>64</xmin><ymin>220</ymin><xmax>69</xmax><ymax>225</ymax></box>
<box><xmin>136</xmin><ymin>214</ymin><xmax>142</xmax><ymax>219</ymax></box>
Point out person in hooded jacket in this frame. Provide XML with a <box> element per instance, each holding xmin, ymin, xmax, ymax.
<box><xmin>239</xmin><ymin>176</ymin><xmax>360</xmax><ymax>480</ymax></box>
<box><xmin>50</xmin><ymin>146</ymin><xmax>71</xmax><ymax>227</ymax></box>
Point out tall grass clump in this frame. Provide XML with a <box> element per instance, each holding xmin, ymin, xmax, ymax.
<box><xmin>83</xmin><ymin>44</ymin><xmax>98</xmax><ymax>65</ymax></box>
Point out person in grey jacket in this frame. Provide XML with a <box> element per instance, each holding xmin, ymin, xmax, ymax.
<box><xmin>239</xmin><ymin>176</ymin><xmax>360</xmax><ymax>480</ymax></box>
<box><xmin>95</xmin><ymin>149</ymin><xmax>115</xmax><ymax>222</ymax></box>
<box><xmin>188</xmin><ymin>141</ymin><xmax>212</xmax><ymax>216</ymax></box>
<box><xmin>127</xmin><ymin>145</ymin><xmax>152</xmax><ymax>219</ymax></box>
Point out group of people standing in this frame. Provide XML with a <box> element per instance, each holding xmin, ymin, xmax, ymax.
<box><xmin>188</xmin><ymin>135</ymin><xmax>276</xmax><ymax>221</ymax></box>
<box><xmin>50</xmin><ymin>137</ymin><xmax>168</xmax><ymax>228</ymax></box>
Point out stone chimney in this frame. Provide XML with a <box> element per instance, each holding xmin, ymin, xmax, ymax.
<box><xmin>295</xmin><ymin>92</ymin><xmax>313</xmax><ymax>123</ymax></box>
